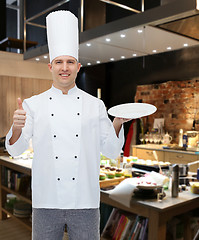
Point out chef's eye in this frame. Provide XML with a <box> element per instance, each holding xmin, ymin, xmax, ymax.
<box><xmin>68</xmin><ymin>60</ymin><xmax>75</xmax><ymax>64</ymax></box>
<box><xmin>55</xmin><ymin>60</ymin><xmax>62</xmax><ymax>64</ymax></box>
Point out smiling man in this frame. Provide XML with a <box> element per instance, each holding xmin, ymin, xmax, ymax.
<box><xmin>6</xmin><ymin>11</ymin><xmax>128</xmax><ymax>240</ymax></box>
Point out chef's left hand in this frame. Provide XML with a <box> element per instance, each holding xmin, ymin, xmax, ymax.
<box><xmin>113</xmin><ymin>117</ymin><xmax>132</xmax><ymax>125</ymax></box>
<box><xmin>113</xmin><ymin>117</ymin><xmax>132</xmax><ymax>137</ymax></box>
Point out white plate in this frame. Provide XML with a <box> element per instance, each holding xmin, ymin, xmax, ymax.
<box><xmin>136</xmin><ymin>184</ymin><xmax>162</xmax><ymax>190</ymax></box>
<box><xmin>108</xmin><ymin>103</ymin><xmax>157</xmax><ymax>119</ymax></box>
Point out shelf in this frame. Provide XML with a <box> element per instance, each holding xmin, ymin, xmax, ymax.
<box><xmin>0</xmin><ymin>156</ymin><xmax>32</xmax><ymax>232</ymax></box>
<box><xmin>2</xmin><ymin>207</ymin><xmax>32</xmax><ymax>231</ymax></box>
<box><xmin>1</xmin><ymin>185</ymin><xmax>31</xmax><ymax>204</ymax></box>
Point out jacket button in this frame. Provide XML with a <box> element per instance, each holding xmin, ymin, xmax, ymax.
<box><xmin>77</xmin><ymin>97</ymin><xmax>80</xmax><ymax>99</ymax></box>
<box><xmin>77</xmin><ymin>113</ymin><xmax>80</xmax><ymax>115</ymax></box>
<box><xmin>55</xmin><ymin>156</ymin><xmax>58</xmax><ymax>159</ymax></box>
<box><xmin>72</xmin><ymin>178</ymin><xmax>75</xmax><ymax>180</ymax></box>
<box><xmin>57</xmin><ymin>178</ymin><xmax>60</xmax><ymax>181</ymax></box>
<box><xmin>74</xmin><ymin>156</ymin><xmax>77</xmax><ymax>158</ymax></box>
<box><xmin>51</xmin><ymin>114</ymin><xmax>54</xmax><ymax>116</ymax></box>
<box><xmin>49</xmin><ymin>97</ymin><xmax>52</xmax><ymax>100</ymax></box>
<box><xmin>76</xmin><ymin>134</ymin><xmax>78</xmax><ymax>137</ymax></box>
<box><xmin>54</xmin><ymin>135</ymin><xmax>56</xmax><ymax>138</ymax></box>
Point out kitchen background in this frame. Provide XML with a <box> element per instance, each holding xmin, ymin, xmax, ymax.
<box><xmin>1</xmin><ymin>0</ymin><xmax>199</xmax><ymax>144</ymax></box>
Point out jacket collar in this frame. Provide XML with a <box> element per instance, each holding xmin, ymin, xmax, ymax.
<box><xmin>51</xmin><ymin>84</ymin><xmax>78</xmax><ymax>95</ymax></box>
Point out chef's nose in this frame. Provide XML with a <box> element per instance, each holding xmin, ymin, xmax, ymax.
<box><xmin>62</xmin><ymin>61</ymin><xmax>68</xmax><ymax>71</ymax></box>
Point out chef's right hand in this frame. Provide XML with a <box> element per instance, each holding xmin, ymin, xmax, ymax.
<box><xmin>13</xmin><ymin>98</ymin><xmax>26</xmax><ymax>131</ymax></box>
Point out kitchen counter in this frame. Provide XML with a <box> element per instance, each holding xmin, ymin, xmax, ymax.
<box><xmin>132</xmin><ymin>145</ymin><xmax>199</xmax><ymax>172</ymax></box>
<box><xmin>132</xmin><ymin>144</ymin><xmax>199</xmax><ymax>155</ymax></box>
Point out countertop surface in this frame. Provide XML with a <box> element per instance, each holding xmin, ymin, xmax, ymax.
<box><xmin>101</xmin><ymin>187</ymin><xmax>199</xmax><ymax>212</ymax></box>
<box><xmin>0</xmin><ymin>155</ymin><xmax>32</xmax><ymax>169</ymax></box>
<box><xmin>133</xmin><ymin>144</ymin><xmax>199</xmax><ymax>155</ymax></box>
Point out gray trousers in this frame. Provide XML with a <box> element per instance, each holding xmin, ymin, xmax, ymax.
<box><xmin>32</xmin><ymin>208</ymin><xmax>100</xmax><ymax>240</ymax></box>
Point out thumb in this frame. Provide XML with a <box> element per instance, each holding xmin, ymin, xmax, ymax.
<box><xmin>17</xmin><ymin>97</ymin><xmax>23</xmax><ymax>110</ymax></box>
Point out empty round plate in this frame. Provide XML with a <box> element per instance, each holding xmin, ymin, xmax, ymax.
<box><xmin>108</xmin><ymin>103</ymin><xmax>157</xmax><ymax>119</ymax></box>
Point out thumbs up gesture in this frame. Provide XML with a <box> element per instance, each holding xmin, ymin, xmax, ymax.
<box><xmin>17</xmin><ymin>97</ymin><xmax>23</xmax><ymax>110</ymax></box>
<box><xmin>13</xmin><ymin>98</ymin><xmax>26</xmax><ymax>131</ymax></box>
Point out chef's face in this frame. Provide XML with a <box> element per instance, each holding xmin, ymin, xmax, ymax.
<box><xmin>48</xmin><ymin>55</ymin><xmax>81</xmax><ymax>93</ymax></box>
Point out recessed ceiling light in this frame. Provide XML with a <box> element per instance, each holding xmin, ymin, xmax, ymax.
<box><xmin>43</xmin><ymin>55</ymin><xmax>48</xmax><ymax>59</ymax></box>
<box><xmin>121</xmin><ymin>56</ymin><xmax>125</xmax><ymax>59</ymax></box>
<box><xmin>167</xmin><ymin>47</ymin><xmax>172</xmax><ymax>50</ymax></box>
<box><xmin>86</xmin><ymin>43</ymin><xmax>91</xmax><ymax>47</ymax></box>
<box><xmin>87</xmin><ymin>63</ymin><xmax>91</xmax><ymax>66</ymax></box>
<box><xmin>184</xmin><ymin>43</ymin><xmax>188</xmax><ymax>47</ymax></box>
<box><xmin>35</xmin><ymin>58</ymin><xmax>40</xmax><ymax>61</ymax></box>
<box><xmin>120</xmin><ymin>34</ymin><xmax>126</xmax><ymax>38</ymax></box>
<box><xmin>137</xmin><ymin>29</ymin><xmax>143</xmax><ymax>33</ymax></box>
<box><xmin>152</xmin><ymin>50</ymin><xmax>157</xmax><ymax>53</ymax></box>
<box><xmin>96</xmin><ymin>61</ymin><xmax>101</xmax><ymax>64</ymax></box>
<box><xmin>132</xmin><ymin>53</ymin><xmax>137</xmax><ymax>57</ymax></box>
<box><xmin>106</xmin><ymin>38</ymin><xmax>111</xmax><ymax>42</ymax></box>
<box><xmin>110</xmin><ymin>58</ymin><xmax>114</xmax><ymax>61</ymax></box>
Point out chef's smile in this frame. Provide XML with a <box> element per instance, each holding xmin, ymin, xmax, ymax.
<box><xmin>60</xmin><ymin>73</ymin><xmax>70</xmax><ymax>78</ymax></box>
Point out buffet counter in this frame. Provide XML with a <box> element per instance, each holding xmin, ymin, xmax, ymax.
<box><xmin>132</xmin><ymin>144</ymin><xmax>199</xmax><ymax>172</ymax></box>
<box><xmin>132</xmin><ymin>144</ymin><xmax>199</xmax><ymax>155</ymax></box>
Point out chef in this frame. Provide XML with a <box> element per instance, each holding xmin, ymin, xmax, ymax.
<box><xmin>6</xmin><ymin>10</ymin><xmax>129</xmax><ymax>240</ymax></box>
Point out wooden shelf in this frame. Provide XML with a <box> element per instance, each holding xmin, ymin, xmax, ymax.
<box><xmin>0</xmin><ymin>37</ymin><xmax>37</xmax><ymax>51</ymax></box>
<box><xmin>1</xmin><ymin>185</ymin><xmax>31</xmax><ymax>204</ymax></box>
<box><xmin>2</xmin><ymin>207</ymin><xmax>32</xmax><ymax>231</ymax></box>
<box><xmin>0</xmin><ymin>156</ymin><xmax>32</xmax><ymax>231</ymax></box>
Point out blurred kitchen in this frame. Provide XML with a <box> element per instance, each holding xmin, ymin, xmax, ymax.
<box><xmin>1</xmin><ymin>0</ymin><xmax>199</xmax><ymax>240</ymax></box>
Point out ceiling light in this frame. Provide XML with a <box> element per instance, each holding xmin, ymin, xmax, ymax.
<box><xmin>167</xmin><ymin>47</ymin><xmax>172</xmax><ymax>50</ymax></box>
<box><xmin>106</xmin><ymin>38</ymin><xmax>111</xmax><ymax>42</ymax></box>
<box><xmin>43</xmin><ymin>55</ymin><xmax>48</xmax><ymax>59</ymax></box>
<box><xmin>132</xmin><ymin>53</ymin><xmax>137</xmax><ymax>57</ymax></box>
<box><xmin>152</xmin><ymin>50</ymin><xmax>157</xmax><ymax>53</ymax></box>
<box><xmin>35</xmin><ymin>58</ymin><xmax>40</xmax><ymax>61</ymax></box>
<box><xmin>86</xmin><ymin>43</ymin><xmax>91</xmax><ymax>47</ymax></box>
<box><xmin>96</xmin><ymin>61</ymin><xmax>101</xmax><ymax>64</ymax></box>
<box><xmin>110</xmin><ymin>58</ymin><xmax>114</xmax><ymax>61</ymax></box>
<box><xmin>137</xmin><ymin>29</ymin><xmax>143</xmax><ymax>33</ymax></box>
<box><xmin>121</xmin><ymin>56</ymin><xmax>125</xmax><ymax>59</ymax></box>
<box><xmin>120</xmin><ymin>34</ymin><xmax>126</xmax><ymax>38</ymax></box>
<box><xmin>183</xmin><ymin>43</ymin><xmax>188</xmax><ymax>47</ymax></box>
<box><xmin>87</xmin><ymin>63</ymin><xmax>91</xmax><ymax>66</ymax></box>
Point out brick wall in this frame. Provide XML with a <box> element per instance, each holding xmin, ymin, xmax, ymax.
<box><xmin>135</xmin><ymin>78</ymin><xmax>199</xmax><ymax>143</ymax></box>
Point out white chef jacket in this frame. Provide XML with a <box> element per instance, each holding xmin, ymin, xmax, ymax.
<box><xmin>6</xmin><ymin>85</ymin><xmax>124</xmax><ymax>209</ymax></box>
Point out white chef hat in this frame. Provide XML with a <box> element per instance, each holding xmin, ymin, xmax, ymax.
<box><xmin>46</xmin><ymin>10</ymin><xmax>79</xmax><ymax>63</ymax></box>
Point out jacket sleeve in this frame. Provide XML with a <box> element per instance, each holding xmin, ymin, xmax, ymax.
<box><xmin>99</xmin><ymin>100</ymin><xmax>124</xmax><ymax>159</ymax></box>
<box><xmin>5</xmin><ymin>100</ymin><xmax>33</xmax><ymax>157</ymax></box>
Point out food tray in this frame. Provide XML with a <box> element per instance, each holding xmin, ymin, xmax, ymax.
<box><xmin>99</xmin><ymin>176</ymin><xmax>125</xmax><ymax>188</ymax></box>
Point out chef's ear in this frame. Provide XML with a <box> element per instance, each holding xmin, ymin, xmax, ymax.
<box><xmin>77</xmin><ymin>62</ymin><xmax>81</xmax><ymax>72</ymax></box>
<box><xmin>48</xmin><ymin>63</ymin><xmax>53</xmax><ymax>72</ymax></box>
